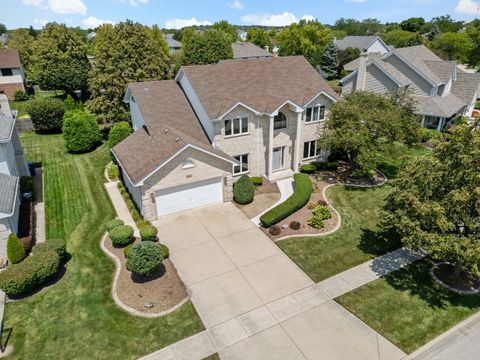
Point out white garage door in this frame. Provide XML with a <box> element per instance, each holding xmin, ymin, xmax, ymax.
<box><xmin>155</xmin><ymin>177</ymin><xmax>223</xmax><ymax>217</ymax></box>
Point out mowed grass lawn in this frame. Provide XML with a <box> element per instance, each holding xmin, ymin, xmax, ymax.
<box><xmin>336</xmin><ymin>259</ymin><xmax>480</xmax><ymax>353</ymax></box>
<box><xmin>4</xmin><ymin>133</ymin><xmax>203</xmax><ymax>360</ymax></box>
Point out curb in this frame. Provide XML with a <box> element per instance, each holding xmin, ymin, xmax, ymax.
<box><xmin>100</xmin><ymin>234</ymin><xmax>190</xmax><ymax>318</ymax></box>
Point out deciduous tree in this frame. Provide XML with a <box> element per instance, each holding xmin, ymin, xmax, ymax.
<box><xmin>247</xmin><ymin>28</ymin><xmax>272</xmax><ymax>50</ymax></box>
<box><xmin>6</xmin><ymin>28</ymin><xmax>35</xmax><ymax>76</ymax></box>
<box><xmin>182</xmin><ymin>29</ymin><xmax>233</xmax><ymax>65</ymax></box>
<box><xmin>431</xmin><ymin>32</ymin><xmax>474</xmax><ymax>63</ymax></box>
<box><xmin>212</xmin><ymin>20</ymin><xmax>237</xmax><ymax>43</ymax></box>
<box><xmin>381</xmin><ymin>29</ymin><xmax>422</xmax><ymax>48</ymax></box>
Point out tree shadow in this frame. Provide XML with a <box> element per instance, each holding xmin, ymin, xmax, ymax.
<box><xmin>131</xmin><ymin>263</ymin><xmax>166</xmax><ymax>283</ymax></box>
<box><xmin>358</xmin><ymin>228</ymin><xmax>402</xmax><ymax>257</ymax></box>
<box><xmin>0</xmin><ymin>328</ymin><xmax>12</xmax><ymax>353</ymax></box>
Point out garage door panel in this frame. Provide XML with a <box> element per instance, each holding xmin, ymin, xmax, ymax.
<box><xmin>156</xmin><ymin>177</ymin><xmax>223</xmax><ymax>217</ymax></box>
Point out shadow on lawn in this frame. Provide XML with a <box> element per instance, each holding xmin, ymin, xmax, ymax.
<box><xmin>358</xmin><ymin>228</ymin><xmax>402</xmax><ymax>257</ymax></box>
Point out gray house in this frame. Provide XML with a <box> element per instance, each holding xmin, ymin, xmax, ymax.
<box><xmin>341</xmin><ymin>45</ymin><xmax>480</xmax><ymax>130</ymax></box>
<box><xmin>231</xmin><ymin>42</ymin><xmax>272</xmax><ymax>59</ymax></box>
<box><xmin>165</xmin><ymin>34</ymin><xmax>181</xmax><ymax>54</ymax></box>
<box><xmin>335</xmin><ymin>36</ymin><xmax>391</xmax><ymax>54</ymax></box>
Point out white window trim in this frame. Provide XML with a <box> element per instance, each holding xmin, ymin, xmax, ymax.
<box><xmin>224</xmin><ymin>116</ymin><xmax>249</xmax><ymax>138</ymax></box>
<box><xmin>305</xmin><ymin>105</ymin><xmax>326</xmax><ymax>124</ymax></box>
<box><xmin>233</xmin><ymin>153</ymin><xmax>249</xmax><ymax>175</ymax></box>
<box><xmin>303</xmin><ymin>140</ymin><xmax>318</xmax><ymax>160</ymax></box>
<box><xmin>273</xmin><ymin>112</ymin><xmax>288</xmax><ymax>130</ymax></box>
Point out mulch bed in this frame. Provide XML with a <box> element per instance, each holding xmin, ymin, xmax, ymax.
<box><xmin>316</xmin><ymin>161</ymin><xmax>386</xmax><ymax>187</ymax></box>
<box><xmin>235</xmin><ymin>181</ymin><xmax>281</xmax><ymax>219</ymax></box>
<box><xmin>104</xmin><ymin>238</ymin><xmax>188</xmax><ymax>314</ymax></box>
<box><xmin>18</xmin><ymin>200</ymin><xmax>35</xmax><ymax>251</ymax></box>
<box><xmin>432</xmin><ymin>263</ymin><xmax>480</xmax><ymax>293</ymax></box>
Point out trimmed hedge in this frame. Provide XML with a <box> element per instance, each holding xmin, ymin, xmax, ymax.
<box><xmin>0</xmin><ymin>250</ymin><xmax>60</xmax><ymax>296</ymax></box>
<box><xmin>159</xmin><ymin>243</ymin><xmax>170</xmax><ymax>259</ymax></box>
<box><xmin>140</xmin><ymin>225</ymin><xmax>158</xmax><ymax>242</ymax></box>
<box><xmin>126</xmin><ymin>242</ymin><xmax>163</xmax><ymax>276</ymax></box>
<box><xmin>26</xmin><ymin>97</ymin><xmax>65</xmax><ymax>132</ymax></box>
<box><xmin>32</xmin><ymin>239</ymin><xmax>67</xmax><ymax>260</ymax></box>
<box><xmin>250</xmin><ymin>176</ymin><xmax>263</xmax><ymax>186</ymax></box>
<box><xmin>62</xmin><ymin>110</ymin><xmax>101</xmax><ymax>153</ymax></box>
<box><xmin>300</xmin><ymin>164</ymin><xmax>316</xmax><ymax>174</ymax></box>
<box><xmin>105</xmin><ymin>219</ymin><xmax>124</xmax><ymax>232</ymax></box>
<box><xmin>233</xmin><ymin>174</ymin><xmax>255</xmax><ymax>205</ymax></box>
<box><xmin>7</xmin><ymin>234</ymin><xmax>26</xmax><ymax>264</ymax></box>
<box><xmin>260</xmin><ymin>174</ymin><xmax>313</xmax><ymax>227</ymax></box>
<box><xmin>109</xmin><ymin>225</ymin><xmax>134</xmax><ymax>247</ymax></box>
<box><xmin>123</xmin><ymin>243</ymin><xmax>135</xmax><ymax>257</ymax></box>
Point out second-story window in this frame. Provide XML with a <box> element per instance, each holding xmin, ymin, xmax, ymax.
<box><xmin>225</xmin><ymin>116</ymin><xmax>248</xmax><ymax>136</ymax></box>
<box><xmin>274</xmin><ymin>112</ymin><xmax>287</xmax><ymax>130</ymax></box>
<box><xmin>1</xmin><ymin>68</ymin><xmax>13</xmax><ymax>76</ymax></box>
<box><xmin>306</xmin><ymin>105</ymin><xmax>326</xmax><ymax>123</ymax></box>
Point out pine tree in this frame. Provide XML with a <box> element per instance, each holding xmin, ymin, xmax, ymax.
<box><xmin>320</xmin><ymin>42</ymin><xmax>339</xmax><ymax>80</ymax></box>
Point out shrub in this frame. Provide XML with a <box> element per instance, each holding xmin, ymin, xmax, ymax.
<box><xmin>105</xmin><ymin>219</ymin><xmax>124</xmax><ymax>232</ymax></box>
<box><xmin>312</xmin><ymin>205</ymin><xmax>332</xmax><ymax>220</ymax></box>
<box><xmin>312</xmin><ymin>161</ymin><xmax>338</xmax><ymax>171</ymax></box>
<box><xmin>269</xmin><ymin>225</ymin><xmax>281</xmax><ymax>236</ymax></box>
<box><xmin>126</xmin><ymin>242</ymin><xmax>163</xmax><ymax>276</ymax></box>
<box><xmin>351</xmin><ymin>168</ymin><xmax>375</xmax><ymax>179</ymax></box>
<box><xmin>7</xmin><ymin>234</ymin><xmax>26</xmax><ymax>264</ymax></box>
<box><xmin>289</xmin><ymin>221</ymin><xmax>301</xmax><ymax>230</ymax></box>
<box><xmin>300</xmin><ymin>164</ymin><xmax>316</xmax><ymax>174</ymax></box>
<box><xmin>0</xmin><ymin>250</ymin><xmax>60</xmax><ymax>296</ymax></box>
<box><xmin>475</xmin><ymin>101</ymin><xmax>480</xmax><ymax>109</ymax></box>
<box><xmin>107</xmin><ymin>163</ymin><xmax>119</xmax><ymax>180</ymax></box>
<box><xmin>159</xmin><ymin>243</ymin><xmax>170</xmax><ymax>259</ymax></box>
<box><xmin>14</xmin><ymin>90</ymin><xmax>29</xmax><ymax>101</ymax></box>
<box><xmin>419</xmin><ymin>128</ymin><xmax>443</xmax><ymax>142</ymax></box>
<box><xmin>123</xmin><ymin>243</ymin><xmax>134</xmax><ymax>257</ymax></box>
<box><xmin>20</xmin><ymin>176</ymin><xmax>34</xmax><ymax>199</ymax></box>
<box><xmin>260</xmin><ymin>174</ymin><xmax>313</xmax><ymax>227</ymax></box>
<box><xmin>140</xmin><ymin>225</ymin><xmax>158</xmax><ymax>242</ymax></box>
<box><xmin>234</xmin><ymin>174</ymin><xmax>255</xmax><ymax>205</ymax></box>
<box><xmin>63</xmin><ymin>95</ymin><xmax>78</xmax><ymax>111</ymax></box>
<box><xmin>62</xmin><ymin>110</ymin><xmax>101</xmax><ymax>153</ymax></box>
<box><xmin>108</xmin><ymin>122</ymin><xmax>133</xmax><ymax>149</ymax></box>
<box><xmin>308</xmin><ymin>216</ymin><xmax>325</xmax><ymax>229</ymax></box>
<box><xmin>250</xmin><ymin>176</ymin><xmax>263</xmax><ymax>186</ymax></box>
<box><xmin>317</xmin><ymin>199</ymin><xmax>328</xmax><ymax>206</ymax></box>
<box><xmin>32</xmin><ymin>239</ymin><xmax>67</xmax><ymax>260</ymax></box>
<box><xmin>26</xmin><ymin>98</ymin><xmax>65</xmax><ymax>132</ymax></box>
<box><xmin>109</xmin><ymin>225</ymin><xmax>134</xmax><ymax>247</ymax></box>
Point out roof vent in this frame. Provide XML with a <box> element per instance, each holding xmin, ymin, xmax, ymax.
<box><xmin>164</xmin><ymin>128</ymin><xmax>169</xmax><ymax>133</ymax></box>
<box><xmin>175</xmin><ymin>137</ymin><xmax>180</xmax><ymax>142</ymax></box>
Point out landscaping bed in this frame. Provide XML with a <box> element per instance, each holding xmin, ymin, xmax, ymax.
<box><xmin>104</xmin><ymin>238</ymin><xmax>188</xmax><ymax>314</ymax></box>
<box><xmin>234</xmin><ymin>180</ymin><xmax>280</xmax><ymax>218</ymax></box>
<box><xmin>313</xmin><ymin>161</ymin><xmax>387</xmax><ymax>187</ymax></box>
<box><xmin>431</xmin><ymin>262</ymin><xmax>480</xmax><ymax>294</ymax></box>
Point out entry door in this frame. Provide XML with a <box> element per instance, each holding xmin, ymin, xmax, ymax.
<box><xmin>272</xmin><ymin>146</ymin><xmax>285</xmax><ymax>171</ymax></box>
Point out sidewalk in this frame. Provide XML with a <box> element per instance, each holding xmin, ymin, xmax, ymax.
<box><xmin>33</xmin><ymin>167</ymin><xmax>45</xmax><ymax>244</ymax></box>
<box><xmin>104</xmin><ymin>181</ymin><xmax>139</xmax><ymax>236</ymax></box>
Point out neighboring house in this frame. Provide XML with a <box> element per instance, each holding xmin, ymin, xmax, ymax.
<box><xmin>112</xmin><ymin>56</ymin><xmax>338</xmax><ymax>220</ymax></box>
<box><xmin>236</xmin><ymin>29</ymin><xmax>247</xmax><ymax>41</ymax></box>
<box><xmin>0</xmin><ymin>95</ymin><xmax>29</xmax><ymax>261</ymax></box>
<box><xmin>87</xmin><ymin>31</ymin><xmax>96</xmax><ymax>41</ymax></box>
<box><xmin>231</xmin><ymin>42</ymin><xmax>272</xmax><ymax>59</ymax></box>
<box><xmin>0</xmin><ymin>49</ymin><xmax>26</xmax><ymax>99</ymax></box>
<box><xmin>341</xmin><ymin>45</ymin><xmax>480</xmax><ymax>130</ymax></box>
<box><xmin>165</xmin><ymin>34</ymin><xmax>181</xmax><ymax>54</ymax></box>
<box><xmin>335</xmin><ymin>36</ymin><xmax>391</xmax><ymax>54</ymax></box>
<box><xmin>0</xmin><ymin>34</ymin><xmax>8</xmax><ymax>47</ymax></box>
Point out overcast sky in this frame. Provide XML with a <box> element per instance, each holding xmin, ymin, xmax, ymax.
<box><xmin>1</xmin><ymin>0</ymin><xmax>479</xmax><ymax>29</ymax></box>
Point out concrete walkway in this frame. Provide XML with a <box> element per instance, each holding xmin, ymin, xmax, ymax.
<box><xmin>104</xmin><ymin>181</ymin><xmax>139</xmax><ymax>236</ymax></box>
<box><xmin>33</xmin><ymin>167</ymin><xmax>45</xmax><ymax>244</ymax></box>
<box><xmin>251</xmin><ymin>177</ymin><xmax>294</xmax><ymax>226</ymax></box>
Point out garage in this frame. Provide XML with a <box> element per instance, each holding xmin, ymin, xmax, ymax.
<box><xmin>155</xmin><ymin>177</ymin><xmax>223</xmax><ymax>217</ymax></box>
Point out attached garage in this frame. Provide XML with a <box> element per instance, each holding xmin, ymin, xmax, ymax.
<box><xmin>155</xmin><ymin>177</ymin><xmax>223</xmax><ymax>217</ymax></box>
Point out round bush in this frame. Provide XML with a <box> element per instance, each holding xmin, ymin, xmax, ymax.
<box><xmin>7</xmin><ymin>234</ymin><xmax>26</xmax><ymax>264</ymax></box>
<box><xmin>300</xmin><ymin>164</ymin><xmax>316</xmax><ymax>174</ymax></box>
<box><xmin>26</xmin><ymin>98</ymin><xmax>65</xmax><ymax>132</ymax></box>
<box><xmin>139</xmin><ymin>225</ymin><xmax>158</xmax><ymax>242</ymax></box>
<box><xmin>289</xmin><ymin>221</ymin><xmax>301</xmax><ymax>230</ymax></box>
<box><xmin>269</xmin><ymin>225</ymin><xmax>281</xmax><ymax>236</ymax></box>
<box><xmin>123</xmin><ymin>243</ymin><xmax>135</xmax><ymax>257</ymax></box>
<box><xmin>250</xmin><ymin>176</ymin><xmax>263</xmax><ymax>186</ymax></box>
<box><xmin>32</xmin><ymin>239</ymin><xmax>67</xmax><ymax>260</ymax></box>
<box><xmin>105</xmin><ymin>219</ymin><xmax>124</xmax><ymax>232</ymax></box>
<box><xmin>126</xmin><ymin>242</ymin><xmax>164</xmax><ymax>276</ymax></box>
<box><xmin>317</xmin><ymin>199</ymin><xmax>328</xmax><ymax>206</ymax></box>
<box><xmin>14</xmin><ymin>90</ymin><xmax>29</xmax><ymax>101</ymax></box>
<box><xmin>0</xmin><ymin>250</ymin><xmax>60</xmax><ymax>296</ymax></box>
<box><xmin>62</xmin><ymin>110</ymin><xmax>101</xmax><ymax>153</ymax></box>
<box><xmin>159</xmin><ymin>243</ymin><xmax>170</xmax><ymax>259</ymax></box>
<box><xmin>109</xmin><ymin>225</ymin><xmax>134</xmax><ymax>247</ymax></box>
<box><xmin>312</xmin><ymin>205</ymin><xmax>332</xmax><ymax>220</ymax></box>
<box><xmin>108</xmin><ymin>121</ymin><xmax>133</xmax><ymax>149</ymax></box>
<box><xmin>234</xmin><ymin>174</ymin><xmax>255</xmax><ymax>205</ymax></box>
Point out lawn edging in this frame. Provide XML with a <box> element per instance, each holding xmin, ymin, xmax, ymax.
<box><xmin>100</xmin><ymin>233</ymin><xmax>190</xmax><ymax>318</ymax></box>
<box><xmin>274</xmin><ymin>169</ymin><xmax>388</xmax><ymax>242</ymax></box>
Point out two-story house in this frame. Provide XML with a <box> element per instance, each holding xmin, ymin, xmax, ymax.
<box><xmin>0</xmin><ymin>95</ymin><xmax>29</xmax><ymax>260</ymax></box>
<box><xmin>341</xmin><ymin>45</ymin><xmax>480</xmax><ymax>130</ymax></box>
<box><xmin>0</xmin><ymin>49</ymin><xmax>27</xmax><ymax>99</ymax></box>
<box><xmin>112</xmin><ymin>56</ymin><xmax>338</xmax><ymax>220</ymax></box>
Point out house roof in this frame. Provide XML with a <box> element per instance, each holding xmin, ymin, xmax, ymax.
<box><xmin>231</xmin><ymin>42</ymin><xmax>272</xmax><ymax>59</ymax></box>
<box><xmin>112</xmin><ymin>80</ymin><xmax>235</xmax><ymax>185</ymax></box>
<box><xmin>165</xmin><ymin>34</ymin><xmax>181</xmax><ymax>48</ymax></box>
<box><xmin>451</xmin><ymin>72</ymin><xmax>480</xmax><ymax>105</ymax></box>
<box><xmin>0</xmin><ymin>173</ymin><xmax>18</xmax><ymax>217</ymax></box>
<box><xmin>335</xmin><ymin>36</ymin><xmax>385</xmax><ymax>51</ymax></box>
<box><xmin>343</xmin><ymin>53</ymin><xmax>383</xmax><ymax>72</ymax></box>
<box><xmin>0</xmin><ymin>115</ymin><xmax>15</xmax><ymax>142</ymax></box>
<box><xmin>414</xmin><ymin>94</ymin><xmax>466</xmax><ymax>118</ymax></box>
<box><xmin>0</xmin><ymin>49</ymin><xmax>22</xmax><ymax>69</ymax></box>
<box><xmin>392</xmin><ymin>45</ymin><xmax>445</xmax><ymax>85</ymax></box>
<box><xmin>180</xmin><ymin>56</ymin><xmax>339</xmax><ymax>120</ymax></box>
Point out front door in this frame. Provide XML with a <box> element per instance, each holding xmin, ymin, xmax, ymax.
<box><xmin>272</xmin><ymin>146</ymin><xmax>285</xmax><ymax>171</ymax></box>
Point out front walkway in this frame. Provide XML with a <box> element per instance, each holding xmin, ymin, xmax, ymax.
<box><xmin>139</xmin><ymin>203</ymin><xmax>421</xmax><ymax>360</ymax></box>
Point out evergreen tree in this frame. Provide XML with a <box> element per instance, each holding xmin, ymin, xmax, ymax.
<box><xmin>319</xmin><ymin>42</ymin><xmax>339</xmax><ymax>79</ymax></box>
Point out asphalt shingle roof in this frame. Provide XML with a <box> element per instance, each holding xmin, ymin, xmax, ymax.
<box><xmin>231</xmin><ymin>42</ymin><xmax>272</xmax><ymax>59</ymax></box>
<box><xmin>0</xmin><ymin>173</ymin><xmax>18</xmax><ymax>216</ymax></box>
<box><xmin>0</xmin><ymin>49</ymin><xmax>21</xmax><ymax>69</ymax></box>
<box><xmin>335</xmin><ymin>36</ymin><xmax>382</xmax><ymax>51</ymax></box>
<box><xmin>414</xmin><ymin>94</ymin><xmax>466</xmax><ymax>118</ymax></box>
<box><xmin>0</xmin><ymin>115</ymin><xmax>14</xmax><ymax>142</ymax></box>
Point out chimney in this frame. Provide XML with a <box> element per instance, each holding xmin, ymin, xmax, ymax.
<box><xmin>356</xmin><ymin>52</ymin><xmax>368</xmax><ymax>91</ymax></box>
<box><xmin>452</xmin><ymin>62</ymin><xmax>457</xmax><ymax>82</ymax></box>
<box><xmin>0</xmin><ymin>94</ymin><xmax>11</xmax><ymax>116</ymax></box>
<box><xmin>264</xmin><ymin>45</ymin><xmax>269</xmax><ymax>53</ymax></box>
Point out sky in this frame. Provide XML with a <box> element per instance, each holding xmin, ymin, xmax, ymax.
<box><xmin>1</xmin><ymin>0</ymin><xmax>479</xmax><ymax>30</ymax></box>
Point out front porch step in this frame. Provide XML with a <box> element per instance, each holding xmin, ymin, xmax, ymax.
<box><xmin>269</xmin><ymin>169</ymin><xmax>294</xmax><ymax>182</ymax></box>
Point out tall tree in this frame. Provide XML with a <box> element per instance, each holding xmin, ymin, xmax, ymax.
<box><xmin>30</xmin><ymin>23</ymin><xmax>91</xmax><ymax>95</ymax></box>
<box><xmin>381</xmin><ymin>29</ymin><xmax>422</xmax><ymax>48</ymax></box>
<box><xmin>86</xmin><ymin>20</ymin><xmax>170</xmax><ymax>122</ymax></box>
<box><xmin>7</xmin><ymin>28</ymin><xmax>35</xmax><ymax>76</ymax></box>
<box><xmin>431</xmin><ymin>32</ymin><xmax>474</xmax><ymax>63</ymax></box>
<box><xmin>334</xmin><ymin>18</ymin><xmax>383</xmax><ymax>36</ymax></box>
<box><xmin>319</xmin><ymin>42</ymin><xmax>339</xmax><ymax>79</ymax></box>
<box><xmin>211</xmin><ymin>20</ymin><xmax>237</xmax><ymax>43</ymax></box>
<box><xmin>247</xmin><ymin>28</ymin><xmax>272</xmax><ymax>50</ymax></box>
<box><xmin>148</xmin><ymin>24</ymin><xmax>170</xmax><ymax>55</ymax></box>
<box><xmin>400</xmin><ymin>17</ymin><xmax>425</xmax><ymax>33</ymax></box>
<box><xmin>0</xmin><ymin>23</ymin><xmax>6</xmax><ymax>35</ymax></box>
<box><xmin>276</xmin><ymin>20</ymin><xmax>332</xmax><ymax>68</ymax></box>
<box><xmin>429</xmin><ymin>15</ymin><xmax>464</xmax><ymax>34</ymax></box>
<box><xmin>383</xmin><ymin>124</ymin><xmax>480</xmax><ymax>276</ymax></box>
<box><xmin>466</xmin><ymin>20</ymin><xmax>480</xmax><ymax>70</ymax></box>
<box><xmin>182</xmin><ymin>29</ymin><xmax>233</xmax><ymax>65</ymax></box>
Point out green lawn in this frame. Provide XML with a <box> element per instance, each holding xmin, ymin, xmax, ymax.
<box><xmin>10</xmin><ymin>91</ymin><xmax>63</xmax><ymax>118</ymax></box>
<box><xmin>336</xmin><ymin>259</ymin><xmax>480</xmax><ymax>353</ymax></box>
<box><xmin>4</xmin><ymin>133</ymin><xmax>204</xmax><ymax>359</ymax></box>
<box><xmin>277</xmin><ymin>185</ymin><xmax>401</xmax><ymax>282</ymax></box>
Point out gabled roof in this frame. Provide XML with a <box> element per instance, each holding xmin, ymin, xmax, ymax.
<box><xmin>113</xmin><ymin>80</ymin><xmax>235</xmax><ymax>185</ymax></box>
<box><xmin>451</xmin><ymin>72</ymin><xmax>480</xmax><ymax>105</ymax></box>
<box><xmin>414</xmin><ymin>94</ymin><xmax>466</xmax><ymax>118</ymax></box>
<box><xmin>0</xmin><ymin>115</ymin><xmax>15</xmax><ymax>143</ymax></box>
<box><xmin>231</xmin><ymin>42</ymin><xmax>272</xmax><ymax>59</ymax></box>
<box><xmin>165</xmin><ymin>34</ymin><xmax>181</xmax><ymax>48</ymax></box>
<box><xmin>0</xmin><ymin>173</ymin><xmax>18</xmax><ymax>218</ymax></box>
<box><xmin>179</xmin><ymin>56</ymin><xmax>339</xmax><ymax>120</ymax></box>
<box><xmin>343</xmin><ymin>53</ymin><xmax>383</xmax><ymax>72</ymax></box>
<box><xmin>335</xmin><ymin>36</ymin><xmax>388</xmax><ymax>52</ymax></box>
<box><xmin>0</xmin><ymin>49</ymin><xmax>22</xmax><ymax>69</ymax></box>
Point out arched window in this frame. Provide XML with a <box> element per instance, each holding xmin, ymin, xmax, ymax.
<box><xmin>273</xmin><ymin>112</ymin><xmax>287</xmax><ymax>130</ymax></box>
<box><xmin>182</xmin><ymin>159</ymin><xmax>195</xmax><ymax>169</ymax></box>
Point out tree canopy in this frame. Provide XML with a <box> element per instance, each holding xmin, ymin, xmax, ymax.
<box><xmin>30</xmin><ymin>23</ymin><xmax>91</xmax><ymax>95</ymax></box>
<box><xmin>383</xmin><ymin>124</ymin><xmax>480</xmax><ymax>275</ymax></box>
<box><xmin>7</xmin><ymin>28</ymin><xmax>35</xmax><ymax>77</ymax></box>
<box><xmin>431</xmin><ymin>32</ymin><xmax>474</xmax><ymax>63</ymax></box>
<box><xmin>319</xmin><ymin>42</ymin><xmax>339</xmax><ymax>79</ymax></box>
<box><xmin>333</xmin><ymin>18</ymin><xmax>383</xmax><ymax>36</ymax></box>
<box><xmin>211</xmin><ymin>20</ymin><xmax>237</xmax><ymax>43</ymax></box>
<box><xmin>466</xmin><ymin>20</ymin><xmax>480</xmax><ymax>70</ymax></box>
<box><xmin>381</xmin><ymin>29</ymin><xmax>423</xmax><ymax>48</ymax></box>
<box><xmin>400</xmin><ymin>17</ymin><xmax>426</xmax><ymax>33</ymax></box>
<box><xmin>247</xmin><ymin>28</ymin><xmax>272</xmax><ymax>50</ymax></box>
<box><xmin>182</xmin><ymin>29</ymin><xmax>233</xmax><ymax>65</ymax></box>
<box><xmin>86</xmin><ymin>20</ymin><xmax>170</xmax><ymax>122</ymax></box>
